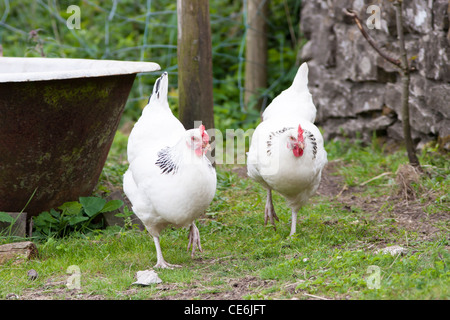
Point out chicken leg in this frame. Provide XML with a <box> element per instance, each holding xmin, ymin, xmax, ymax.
<box><xmin>289</xmin><ymin>209</ymin><xmax>298</xmax><ymax>237</ymax></box>
<box><xmin>187</xmin><ymin>222</ymin><xmax>202</xmax><ymax>258</ymax></box>
<box><xmin>153</xmin><ymin>236</ymin><xmax>181</xmax><ymax>269</ymax></box>
<box><xmin>264</xmin><ymin>189</ymin><xmax>279</xmax><ymax>230</ymax></box>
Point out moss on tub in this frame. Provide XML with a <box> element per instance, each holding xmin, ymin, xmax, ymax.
<box><xmin>42</xmin><ymin>81</ymin><xmax>111</xmax><ymax>110</ymax></box>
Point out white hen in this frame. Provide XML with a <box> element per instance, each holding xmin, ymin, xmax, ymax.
<box><xmin>124</xmin><ymin>72</ymin><xmax>217</xmax><ymax>268</ymax></box>
<box><xmin>247</xmin><ymin>63</ymin><xmax>327</xmax><ymax>237</ymax></box>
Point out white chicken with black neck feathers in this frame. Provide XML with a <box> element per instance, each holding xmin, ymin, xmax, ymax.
<box><xmin>124</xmin><ymin>72</ymin><xmax>216</xmax><ymax>269</ymax></box>
<box><xmin>247</xmin><ymin>63</ymin><xmax>327</xmax><ymax>237</ymax></box>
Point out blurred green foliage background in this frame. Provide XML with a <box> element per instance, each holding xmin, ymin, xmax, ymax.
<box><xmin>0</xmin><ymin>0</ymin><xmax>304</xmax><ymax>132</ymax></box>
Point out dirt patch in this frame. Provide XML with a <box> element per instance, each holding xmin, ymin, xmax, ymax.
<box><xmin>18</xmin><ymin>288</ymin><xmax>105</xmax><ymax>300</ymax></box>
<box><xmin>14</xmin><ymin>276</ymin><xmax>105</xmax><ymax>300</ymax></box>
<box><xmin>231</xmin><ymin>165</ymin><xmax>249</xmax><ymax>179</ymax></box>
<box><xmin>145</xmin><ymin>275</ymin><xmax>276</xmax><ymax>300</ymax></box>
<box><xmin>318</xmin><ymin>160</ymin><xmax>449</xmax><ymax>243</ymax></box>
<box><xmin>317</xmin><ymin>161</ymin><xmax>346</xmax><ymax>198</ymax></box>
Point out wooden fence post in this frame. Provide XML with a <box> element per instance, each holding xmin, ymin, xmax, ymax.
<box><xmin>177</xmin><ymin>0</ymin><xmax>215</xmax><ymax>131</ymax></box>
<box><xmin>245</xmin><ymin>0</ymin><xmax>268</xmax><ymax>110</ymax></box>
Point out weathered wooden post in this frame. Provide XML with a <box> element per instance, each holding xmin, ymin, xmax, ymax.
<box><xmin>245</xmin><ymin>0</ymin><xmax>268</xmax><ymax>110</ymax></box>
<box><xmin>177</xmin><ymin>0</ymin><xmax>215</xmax><ymax>131</ymax></box>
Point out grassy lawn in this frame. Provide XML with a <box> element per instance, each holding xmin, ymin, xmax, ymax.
<box><xmin>0</xmin><ymin>132</ymin><xmax>448</xmax><ymax>300</ymax></box>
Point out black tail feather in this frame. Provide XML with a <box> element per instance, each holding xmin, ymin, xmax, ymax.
<box><xmin>148</xmin><ymin>72</ymin><xmax>168</xmax><ymax>103</ymax></box>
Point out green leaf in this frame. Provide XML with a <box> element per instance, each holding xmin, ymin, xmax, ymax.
<box><xmin>58</xmin><ymin>201</ymin><xmax>83</xmax><ymax>215</ymax></box>
<box><xmin>68</xmin><ymin>215</ymin><xmax>89</xmax><ymax>226</ymax></box>
<box><xmin>49</xmin><ymin>208</ymin><xmax>61</xmax><ymax>219</ymax></box>
<box><xmin>114</xmin><ymin>212</ymin><xmax>129</xmax><ymax>218</ymax></box>
<box><xmin>32</xmin><ymin>216</ymin><xmax>46</xmax><ymax>228</ymax></box>
<box><xmin>79</xmin><ymin>197</ymin><xmax>106</xmax><ymax>217</ymax></box>
<box><xmin>0</xmin><ymin>212</ymin><xmax>14</xmax><ymax>223</ymax></box>
<box><xmin>100</xmin><ymin>200</ymin><xmax>124</xmax><ymax>213</ymax></box>
<box><xmin>37</xmin><ymin>211</ymin><xmax>57</xmax><ymax>223</ymax></box>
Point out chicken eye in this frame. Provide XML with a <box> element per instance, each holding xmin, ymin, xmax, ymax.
<box><xmin>290</xmin><ymin>136</ymin><xmax>296</xmax><ymax>141</ymax></box>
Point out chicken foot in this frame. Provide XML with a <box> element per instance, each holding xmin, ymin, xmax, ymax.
<box><xmin>264</xmin><ymin>189</ymin><xmax>279</xmax><ymax>230</ymax></box>
<box><xmin>153</xmin><ymin>235</ymin><xmax>182</xmax><ymax>269</ymax></box>
<box><xmin>187</xmin><ymin>222</ymin><xmax>202</xmax><ymax>258</ymax></box>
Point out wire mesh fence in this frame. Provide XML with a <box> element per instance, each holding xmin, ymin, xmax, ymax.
<box><xmin>0</xmin><ymin>0</ymin><xmax>303</xmax><ymax>130</ymax></box>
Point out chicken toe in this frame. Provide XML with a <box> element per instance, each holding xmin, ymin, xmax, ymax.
<box><xmin>264</xmin><ymin>189</ymin><xmax>279</xmax><ymax>229</ymax></box>
<box><xmin>187</xmin><ymin>222</ymin><xmax>202</xmax><ymax>258</ymax></box>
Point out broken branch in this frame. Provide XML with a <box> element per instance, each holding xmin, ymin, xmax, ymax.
<box><xmin>360</xmin><ymin>172</ymin><xmax>393</xmax><ymax>186</ymax></box>
<box><xmin>343</xmin><ymin>8</ymin><xmax>404</xmax><ymax>70</ymax></box>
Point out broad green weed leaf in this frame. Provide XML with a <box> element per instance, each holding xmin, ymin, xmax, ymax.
<box><xmin>38</xmin><ymin>211</ymin><xmax>57</xmax><ymax>223</ymax></box>
<box><xmin>49</xmin><ymin>208</ymin><xmax>61</xmax><ymax>219</ymax></box>
<box><xmin>79</xmin><ymin>197</ymin><xmax>106</xmax><ymax>217</ymax></box>
<box><xmin>59</xmin><ymin>201</ymin><xmax>83</xmax><ymax>215</ymax></box>
<box><xmin>68</xmin><ymin>215</ymin><xmax>89</xmax><ymax>226</ymax></box>
<box><xmin>100</xmin><ymin>200</ymin><xmax>124</xmax><ymax>213</ymax></box>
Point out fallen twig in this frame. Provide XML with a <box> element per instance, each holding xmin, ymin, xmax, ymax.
<box><xmin>303</xmin><ymin>292</ymin><xmax>329</xmax><ymax>300</ymax></box>
<box><xmin>360</xmin><ymin>172</ymin><xmax>393</xmax><ymax>186</ymax></box>
<box><xmin>336</xmin><ymin>184</ymin><xmax>348</xmax><ymax>198</ymax></box>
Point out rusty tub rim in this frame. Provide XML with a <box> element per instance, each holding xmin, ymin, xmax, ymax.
<box><xmin>0</xmin><ymin>57</ymin><xmax>161</xmax><ymax>83</ymax></box>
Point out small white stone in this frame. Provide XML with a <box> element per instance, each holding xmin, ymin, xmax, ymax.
<box><xmin>133</xmin><ymin>270</ymin><xmax>162</xmax><ymax>286</ymax></box>
<box><xmin>376</xmin><ymin>245</ymin><xmax>408</xmax><ymax>256</ymax></box>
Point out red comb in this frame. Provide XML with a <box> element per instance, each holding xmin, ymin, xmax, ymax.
<box><xmin>199</xmin><ymin>124</ymin><xmax>209</xmax><ymax>143</ymax></box>
<box><xmin>298</xmin><ymin>124</ymin><xmax>304</xmax><ymax>142</ymax></box>
<box><xmin>199</xmin><ymin>124</ymin><xmax>205</xmax><ymax>135</ymax></box>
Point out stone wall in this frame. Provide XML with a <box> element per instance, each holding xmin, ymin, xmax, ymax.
<box><xmin>300</xmin><ymin>0</ymin><xmax>449</xmax><ymax>149</ymax></box>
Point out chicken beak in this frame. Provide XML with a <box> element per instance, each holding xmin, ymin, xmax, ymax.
<box><xmin>298</xmin><ymin>141</ymin><xmax>305</xmax><ymax>150</ymax></box>
<box><xmin>201</xmin><ymin>130</ymin><xmax>211</xmax><ymax>153</ymax></box>
<box><xmin>202</xmin><ymin>141</ymin><xmax>211</xmax><ymax>153</ymax></box>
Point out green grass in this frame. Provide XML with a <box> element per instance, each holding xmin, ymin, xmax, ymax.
<box><xmin>0</xmin><ymin>135</ymin><xmax>448</xmax><ymax>300</ymax></box>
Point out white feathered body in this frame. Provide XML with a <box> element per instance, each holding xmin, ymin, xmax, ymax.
<box><xmin>123</xmin><ymin>73</ymin><xmax>216</xmax><ymax>238</ymax></box>
<box><xmin>247</xmin><ymin>118</ymin><xmax>327</xmax><ymax>212</ymax></box>
<box><xmin>247</xmin><ymin>62</ymin><xmax>327</xmax><ymax>214</ymax></box>
<box><xmin>124</xmin><ymin>145</ymin><xmax>216</xmax><ymax>235</ymax></box>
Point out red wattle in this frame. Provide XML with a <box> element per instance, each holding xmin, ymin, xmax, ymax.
<box><xmin>293</xmin><ymin>147</ymin><xmax>303</xmax><ymax>157</ymax></box>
